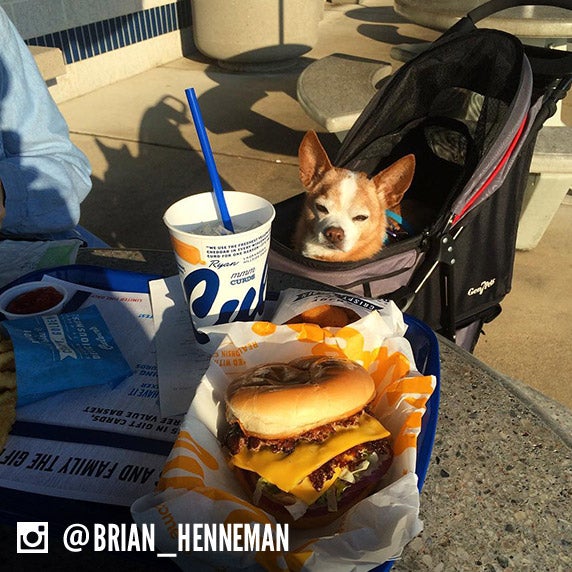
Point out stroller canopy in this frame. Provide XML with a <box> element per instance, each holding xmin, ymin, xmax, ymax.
<box><xmin>336</xmin><ymin>29</ymin><xmax>533</xmax><ymax>230</ymax></box>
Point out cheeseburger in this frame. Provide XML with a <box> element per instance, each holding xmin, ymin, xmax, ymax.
<box><xmin>223</xmin><ymin>356</ymin><xmax>393</xmax><ymax>528</ymax></box>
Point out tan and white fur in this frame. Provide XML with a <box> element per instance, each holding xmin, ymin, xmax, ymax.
<box><xmin>293</xmin><ymin>130</ymin><xmax>416</xmax><ymax>262</ymax></box>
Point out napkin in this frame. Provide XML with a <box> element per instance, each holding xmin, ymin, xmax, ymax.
<box><xmin>4</xmin><ymin>305</ymin><xmax>133</xmax><ymax>406</ymax></box>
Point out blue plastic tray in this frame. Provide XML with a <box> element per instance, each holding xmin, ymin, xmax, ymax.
<box><xmin>375</xmin><ymin>311</ymin><xmax>440</xmax><ymax>572</ymax></box>
<box><xmin>0</xmin><ymin>265</ymin><xmax>440</xmax><ymax>570</ymax></box>
<box><xmin>0</xmin><ymin>263</ymin><xmax>162</xmax><ymax>295</ymax></box>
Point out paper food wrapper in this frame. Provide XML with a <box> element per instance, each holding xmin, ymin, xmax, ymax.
<box><xmin>132</xmin><ymin>289</ymin><xmax>436</xmax><ymax>571</ymax></box>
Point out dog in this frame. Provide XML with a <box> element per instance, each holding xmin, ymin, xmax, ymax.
<box><xmin>293</xmin><ymin>130</ymin><xmax>416</xmax><ymax>262</ymax></box>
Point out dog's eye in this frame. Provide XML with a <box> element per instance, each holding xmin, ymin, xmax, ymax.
<box><xmin>315</xmin><ymin>204</ymin><xmax>329</xmax><ymax>215</ymax></box>
<box><xmin>353</xmin><ymin>214</ymin><xmax>368</xmax><ymax>222</ymax></box>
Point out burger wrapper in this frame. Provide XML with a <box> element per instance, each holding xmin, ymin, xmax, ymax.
<box><xmin>132</xmin><ymin>290</ymin><xmax>436</xmax><ymax>571</ymax></box>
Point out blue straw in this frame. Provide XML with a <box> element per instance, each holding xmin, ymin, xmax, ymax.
<box><xmin>185</xmin><ymin>87</ymin><xmax>234</xmax><ymax>233</ymax></box>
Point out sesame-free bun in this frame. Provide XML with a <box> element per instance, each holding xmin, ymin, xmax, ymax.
<box><xmin>226</xmin><ymin>356</ymin><xmax>375</xmax><ymax>439</ymax></box>
<box><xmin>285</xmin><ymin>304</ymin><xmax>360</xmax><ymax>327</ymax></box>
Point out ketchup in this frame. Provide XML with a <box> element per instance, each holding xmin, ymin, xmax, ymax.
<box><xmin>5</xmin><ymin>286</ymin><xmax>64</xmax><ymax>315</ymax></box>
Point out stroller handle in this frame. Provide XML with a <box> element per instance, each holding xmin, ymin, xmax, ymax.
<box><xmin>445</xmin><ymin>0</ymin><xmax>572</xmax><ymax>78</ymax></box>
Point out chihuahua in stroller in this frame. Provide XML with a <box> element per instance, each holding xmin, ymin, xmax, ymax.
<box><xmin>293</xmin><ymin>131</ymin><xmax>417</xmax><ymax>262</ymax></box>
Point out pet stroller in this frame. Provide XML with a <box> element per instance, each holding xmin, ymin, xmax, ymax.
<box><xmin>269</xmin><ymin>0</ymin><xmax>572</xmax><ymax>351</ymax></box>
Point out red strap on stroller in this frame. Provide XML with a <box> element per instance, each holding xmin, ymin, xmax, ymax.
<box><xmin>452</xmin><ymin>115</ymin><xmax>528</xmax><ymax>225</ymax></box>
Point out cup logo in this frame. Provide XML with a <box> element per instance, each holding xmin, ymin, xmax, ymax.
<box><xmin>183</xmin><ymin>263</ymin><xmax>268</xmax><ymax>344</ymax></box>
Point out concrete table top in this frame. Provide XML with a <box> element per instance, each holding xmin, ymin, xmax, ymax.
<box><xmin>393</xmin><ymin>0</ymin><xmax>572</xmax><ymax>39</ymax></box>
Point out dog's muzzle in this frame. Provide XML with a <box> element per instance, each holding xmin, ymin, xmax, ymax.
<box><xmin>323</xmin><ymin>226</ymin><xmax>345</xmax><ymax>247</ymax></box>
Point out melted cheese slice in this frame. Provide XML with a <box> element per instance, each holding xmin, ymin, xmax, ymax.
<box><xmin>231</xmin><ymin>413</ymin><xmax>389</xmax><ymax>495</ymax></box>
<box><xmin>288</xmin><ymin>468</ymin><xmax>342</xmax><ymax>505</ymax></box>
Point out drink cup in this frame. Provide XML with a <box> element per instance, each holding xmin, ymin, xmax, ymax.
<box><xmin>163</xmin><ymin>192</ymin><xmax>275</xmax><ymax>345</ymax></box>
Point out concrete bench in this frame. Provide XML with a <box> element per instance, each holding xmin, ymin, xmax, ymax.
<box><xmin>516</xmin><ymin>126</ymin><xmax>572</xmax><ymax>250</ymax></box>
<box><xmin>28</xmin><ymin>45</ymin><xmax>66</xmax><ymax>83</ymax></box>
<box><xmin>297</xmin><ymin>53</ymin><xmax>393</xmax><ymax>141</ymax></box>
<box><xmin>297</xmin><ymin>55</ymin><xmax>571</xmax><ymax>249</ymax></box>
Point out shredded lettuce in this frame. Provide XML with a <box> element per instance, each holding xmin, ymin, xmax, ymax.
<box><xmin>252</xmin><ymin>477</ymin><xmax>310</xmax><ymax>519</ymax></box>
<box><xmin>361</xmin><ymin>452</ymin><xmax>380</xmax><ymax>477</ymax></box>
<box><xmin>253</xmin><ymin>477</ymin><xmax>266</xmax><ymax>505</ymax></box>
<box><xmin>339</xmin><ymin>458</ymin><xmax>371</xmax><ymax>483</ymax></box>
<box><xmin>285</xmin><ymin>499</ymin><xmax>310</xmax><ymax>520</ymax></box>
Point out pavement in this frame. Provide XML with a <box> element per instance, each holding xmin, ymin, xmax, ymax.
<box><xmin>58</xmin><ymin>1</ymin><xmax>571</xmax><ymax>410</ymax></box>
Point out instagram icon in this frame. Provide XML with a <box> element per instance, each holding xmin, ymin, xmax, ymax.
<box><xmin>17</xmin><ymin>522</ymin><xmax>49</xmax><ymax>553</ymax></box>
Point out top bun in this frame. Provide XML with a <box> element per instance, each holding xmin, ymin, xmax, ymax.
<box><xmin>285</xmin><ymin>305</ymin><xmax>360</xmax><ymax>328</ymax></box>
<box><xmin>226</xmin><ymin>356</ymin><xmax>375</xmax><ymax>439</ymax></box>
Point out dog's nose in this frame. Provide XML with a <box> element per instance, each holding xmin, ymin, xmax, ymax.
<box><xmin>324</xmin><ymin>226</ymin><xmax>345</xmax><ymax>245</ymax></box>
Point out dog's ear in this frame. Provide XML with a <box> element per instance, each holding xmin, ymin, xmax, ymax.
<box><xmin>299</xmin><ymin>131</ymin><xmax>333</xmax><ymax>190</ymax></box>
<box><xmin>372</xmin><ymin>154</ymin><xmax>416</xmax><ymax>209</ymax></box>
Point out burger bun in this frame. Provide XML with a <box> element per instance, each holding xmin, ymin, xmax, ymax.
<box><xmin>285</xmin><ymin>304</ymin><xmax>361</xmax><ymax>328</ymax></box>
<box><xmin>226</xmin><ymin>356</ymin><xmax>375</xmax><ymax>439</ymax></box>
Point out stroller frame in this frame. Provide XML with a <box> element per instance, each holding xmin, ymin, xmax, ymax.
<box><xmin>269</xmin><ymin>0</ymin><xmax>572</xmax><ymax>350</ymax></box>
